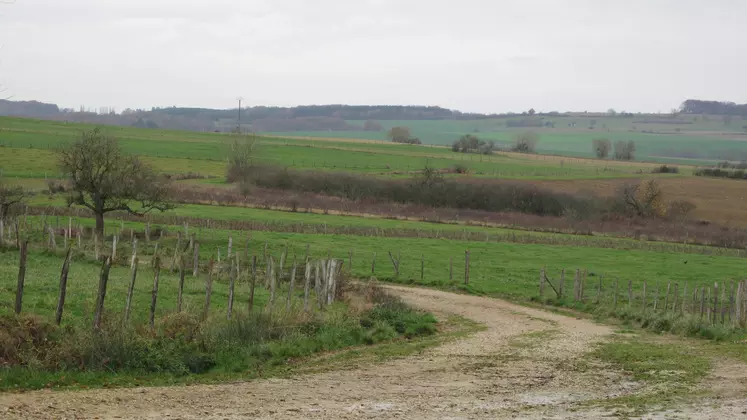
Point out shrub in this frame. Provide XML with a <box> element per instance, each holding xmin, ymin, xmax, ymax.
<box><xmin>511</xmin><ymin>131</ymin><xmax>539</xmax><ymax>153</ymax></box>
<box><xmin>651</xmin><ymin>165</ymin><xmax>679</xmax><ymax>174</ymax></box>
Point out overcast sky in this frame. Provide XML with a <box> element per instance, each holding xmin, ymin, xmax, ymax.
<box><xmin>1</xmin><ymin>0</ymin><xmax>745</xmax><ymax>113</ymax></box>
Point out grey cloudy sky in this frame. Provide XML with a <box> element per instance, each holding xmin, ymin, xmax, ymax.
<box><xmin>1</xmin><ymin>0</ymin><xmax>745</xmax><ymax>113</ymax></box>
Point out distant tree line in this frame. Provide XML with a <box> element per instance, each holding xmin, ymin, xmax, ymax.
<box><xmin>680</xmin><ymin>100</ymin><xmax>747</xmax><ymax>116</ymax></box>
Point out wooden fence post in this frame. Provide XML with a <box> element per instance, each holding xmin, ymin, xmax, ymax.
<box><xmin>171</xmin><ymin>232</ymin><xmax>181</xmax><ymax>272</ymax></box>
<box><xmin>581</xmin><ymin>269</ymin><xmax>587</xmax><ymax>301</ymax></box>
<box><xmin>420</xmin><ymin>254</ymin><xmax>424</xmax><ymax>282</ymax></box>
<box><xmin>94</xmin><ymin>257</ymin><xmax>112</xmax><ymax>330</ymax></box>
<box><xmin>388</xmin><ymin>251</ymin><xmax>400</xmax><ymax>278</ymax></box>
<box><xmin>227</xmin><ymin>235</ymin><xmax>233</xmax><ymax>261</ymax></box>
<box><xmin>150</xmin><ymin>256</ymin><xmax>161</xmax><ymax>330</ymax></box>
<box><xmin>672</xmin><ymin>283</ymin><xmax>679</xmax><ymax>314</ymax></box>
<box><xmin>539</xmin><ymin>267</ymin><xmax>545</xmax><ymax>298</ymax></box>
<box><xmin>249</xmin><ymin>255</ymin><xmax>258</xmax><ymax>313</ymax></box>
<box><xmin>449</xmin><ymin>257</ymin><xmax>454</xmax><ymax>282</ymax></box>
<box><xmin>287</xmin><ymin>262</ymin><xmax>297</xmax><ymax>311</ymax></box>
<box><xmin>371</xmin><ymin>252</ymin><xmax>376</xmax><ymax>274</ymax></box>
<box><xmin>682</xmin><ymin>283</ymin><xmax>688</xmax><ymax>315</ymax></box>
<box><xmin>112</xmin><ymin>235</ymin><xmax>118</xmax><ymax>262</ymax></box>
<box><xmin>124</xmin><ymin>258</ymin><xmax>138</xmax><ymax>324</ymax></box>
<box><xmin>613</xmin><ymin>278</ymin><xmax>619</xmax><ymax>309</ymax></box>
<box><xmin>14</xmin><ymin>240</ymin><xmax>29</xmax><ymax>314</ymax></box>
<box><xmin>227</xmin><ymin>259</ymin><xmax>236</xmax><ymax>320</ymax></box>
<box><xmin>55</xmin><ymin>248</ymin><xmax>73</xmax><ymax>325</ymax></box>
<box><xmin>131</xmin><ymin>238</ymin><xmax>138</xmax><ymax>270</ymax></box>
<box><xmin>190</xmin><ymin>241</ymin><xmax>200</xmax><ymax>277</ymax></box>
<box><xmin>327</xmin><ymin>259</ymin><xmax>338</xmax><ymax>305</ymax></box>
<box><xmin>712</xmin><ymin>282</ymin><xmax>719</xmax><ymax>325</ymax></box>
<box><xmin>464</xmin><ymin>250</ymin><xmax>470</xmax><ymax>285</ymax></box>
<box><xmin>596</xmin><ymin>275</ymin><xmax>602</xmax><ymax>304</ymax></box>
<box><xmin>573</xmin><ymin>269</ymin><xmax>580</xmax><ymax>301</ymax></box>
<box><xmin>628</xmin><ymin>279</ymin><xmax>633</xmax><ymax>308</ymax></box>
<box><xmin>177</xmin><ymin>254</ymin><xmax>186</xmax><ymax>313</ymax></box>
<box><xmin>303</xmin><ymin>259</ymin><xmax>311</xmax><ymax>312</ymax></box>
<box><xmin>642</xmin><ymin>279</ymin><xmax>647</xmax><ymax>313</ymax></box>
<box><xmin>664</xmin><ymin>281</ymin><xmax>671</xmax><ymax>313</ymax></box>
<box><xmin>203</xmin><ymin>259</ymin><xmax>215</xmax><ymax>320</ymax></box>
<box><xmin>269</xmin><ymin>256</ymin><xmax>277</xmax><ymax>310</ymax></box>
<box><xmin>558</xmin><ymin>269</ymin><xmax>564</xmax><ymax>298</ymax></box>
<box><xmin>349</xmin><ymin>249</ymin><xmax>353</xmax><ymax>274</ymax></box>
<box><xmin>700</xmin><ymin>287</ymin><xmax>706</xmax><ymax>319</ymax></box>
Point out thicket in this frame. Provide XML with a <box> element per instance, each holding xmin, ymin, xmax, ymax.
<box><xmin>0</xmin><ymin>286</ymin><xmax>435</xmax><ymax>389</ymax></box>
<box><xmin>244</xmin><ymin>165</ymin><xmax>587</xmax><ymax>217</ymax></box>
<box><xmin>451</xmin><ymin>134</ymin><xmax>495</xmax><ymax>154</ymax></box>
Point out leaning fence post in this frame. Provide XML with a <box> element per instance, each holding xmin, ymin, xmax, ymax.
<box><xmin>55</xmin><ymin>247</ymin><xmax>73</xmax><ymax>325</ymax></box>
<box><xmin>149</xmin><ymin>256</ymin><xmax>161</xmax><ymax>330</ymax></box>
<box><xmin>539</xmin><ymin>267</ymin><xmax>545</xmax><ymax>298</ymax></box>
<box><xmin>14</xmin><ymin>240</ymin><xmax>29</xmax><ymax>314</ymax></box>
<box><xmin>131</xmin><ymin>238</ymin><xmax>138</xmax><ymax>270</ymax></box>
<box><xmin>664</xmin><ymin>281</ymin><xmax>671</xmax><ymax>313</ymax></box>
<box><xmin>124</xmin><ymin>257</ymin><xmax>139</xmax><ymax>324</ymax></box>
<box><xmin>672</xmin><ymin>283</ymin><xmax>679</xmax><ymax>314</ymax></box>
<box><xmin>94</xmin><ymin>257</ymin><xmax>112</xmax><ymax>330</ymax></box>
<box><xmin>420</xmin><ymin>254</ymin><xmax>425</xmax><ymax>282</ymax></box>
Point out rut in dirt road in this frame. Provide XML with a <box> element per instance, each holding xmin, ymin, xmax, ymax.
<box><xmin>0</xmin><ymin>285</ymin><xmax>691</xmax><ymax>419</ymax></box>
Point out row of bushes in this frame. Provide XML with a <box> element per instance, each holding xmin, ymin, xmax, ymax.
<box><xmin>235</xmin><ymin>165</ymin><xmax>696</xmax><ymax>222</ymax></box>
<box><xmin>243</xmin><ymin>165</ymin><xmax>588</xmax><ymax>217</ymax></box>
<box><xmin>0</xmin><ymin>288</ymin><xmax>436</xmax><ymax>389</ymax></box>
<box><xmin>694</xmin><ymin>168</ymin><xmax>747</xmax><ymax>180</ymax></box>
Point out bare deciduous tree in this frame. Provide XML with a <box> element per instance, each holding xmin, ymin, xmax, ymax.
<box><xmin>58</xmin><ymin>128</ymin><xmax>174</xmax><ymax>234</ymax></box>
<box><xmin>592</xmin><ymin>138</ymin><xmax>612</xmax><ymax>159</ymax></box>
<box><xmin>614</xmin><ymin>140</ymin><xmax>636</xmax><ymax>161</ymax></box>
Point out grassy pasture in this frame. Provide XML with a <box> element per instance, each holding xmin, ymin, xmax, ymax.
<box><xmin>0</xmin><ymin>116</ymin><xmax>692</xmax><ymax>181</ymax></box>
<box><xmin>6</xmin><ymin>215</ymin><xmax>745</xmax><ymax>306</ymax></box>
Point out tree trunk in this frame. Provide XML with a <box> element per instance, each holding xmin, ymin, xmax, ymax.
<box><xmin>95</xmin><ymin>212</ymin><xmax>105</xmax><ymax>236</ymax></box>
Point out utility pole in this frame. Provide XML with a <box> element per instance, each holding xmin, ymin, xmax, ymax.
<box><xmin>236</xmin><ymin>96</ymin><xmax>244</xmax><ymax>133</ymax></box>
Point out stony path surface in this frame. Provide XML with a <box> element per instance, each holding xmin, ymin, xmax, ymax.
<box><xmin>1</xmin><ymin>285</ymin><xmax>745</xmax><ymax>419</ymax></box>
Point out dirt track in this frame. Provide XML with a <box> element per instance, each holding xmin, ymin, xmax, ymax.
<box><xmin>1</xmin><ymin>285</ymin><xmax>746</xmax><ymax>419</ymax></box>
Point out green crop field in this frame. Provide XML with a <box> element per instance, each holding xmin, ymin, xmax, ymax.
<box><xmin>0</xmin><ymin>116</ymin><xmax>689</xmax><ymax>183</ymax></box>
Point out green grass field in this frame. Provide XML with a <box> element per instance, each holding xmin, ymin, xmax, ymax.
<box><xmin>0</xmin><ymin>116</ymin><xmax>694</xmax><ymax>183</ymax></box>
